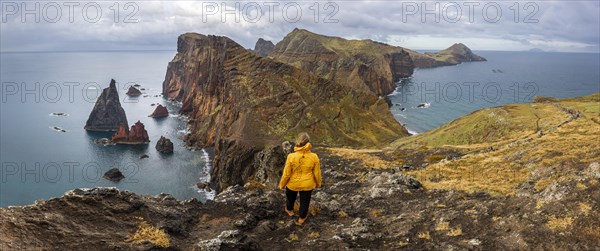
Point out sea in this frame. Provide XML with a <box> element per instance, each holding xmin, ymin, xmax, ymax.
<box><xmin>1</xmin><ymin>50</ymin><xmax>599</xmax><ymax>207</ymax></box>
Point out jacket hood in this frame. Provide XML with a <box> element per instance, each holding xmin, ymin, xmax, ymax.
<box><xmin>294</xmin><ymin>142</ymin><xmax>312</xmax><ymax>153</ymax></box>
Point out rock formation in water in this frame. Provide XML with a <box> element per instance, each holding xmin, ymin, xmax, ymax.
<box><xmin>253</xmin><ymin>38</ymin><xmax>275</xmax><ymax>57</ymax></box>
<box><xmin>405</xmin><ymin>43</ymin><xmax>487</xmax><ymax>68</ymax></box>
<box><xmin>163</xmin><ymin>32</ymin><xmax>408</xmax><ymax>191</ymax></box>
<box><xmin>84</xmin><ymin>79</ymin><xmax>128</xmax><ymax>131</ymax></box>
<box><xmin>149</xmin><ymin>104</ymin><xmax>169</xmax><ymax>118</ymax></box>
<box><xmin>269</xmin><ymin>28</ymin><xmax>414</xmax><ymax>97</ymax></box>
<box><xmin>111</xmin><ymin>121</ymin><xmax>150</xmax><ymax>144</ymax></box>
<box><xmin>103</xmin><ymin>168</ymin><xmax>125</xmax><ymax>182</ymax></box>
<box><xmin>155</xmin><ymin>136</ymin><xmax>174</xmax><ymax>154</ymax></box>
<box><xmin>126</xmin><ymin>86</ymin><xmax>142</xmax><ymax>96</ymax></box>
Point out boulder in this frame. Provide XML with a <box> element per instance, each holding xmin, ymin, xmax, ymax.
<box><xmin>149</xmin><ymin>104</ymin><xmax>169</xmax><ymax>118</ymax></box>
<box><xmin>126</xmin><ymin>86</ymin><xmax>142</xmax><ymax>96</ymax></box>
<box><xmin>103</xmin><ymin>168</ymin><xmax>125</xmax><ymax>182</ymax></box>
<box><xmin>156</xmin><ymin>136</ymin><xmax>174</xmax><ymax>154</ymax></box>
<box><xmin>84</xmin><ymin>79</ymin><xmax>128</xmax><ymax>131</ymax></box>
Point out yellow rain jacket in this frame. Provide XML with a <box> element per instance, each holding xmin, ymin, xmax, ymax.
<box><xmin>279</xmin><ymin>143</ymin><xmax>322</xmax><ymax>191</ymax></box>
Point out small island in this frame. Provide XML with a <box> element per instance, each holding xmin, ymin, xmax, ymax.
<box><xmin>111</xmin><ymin>121</ymin><xmax>150</xmax><ymax>144</ymax></box>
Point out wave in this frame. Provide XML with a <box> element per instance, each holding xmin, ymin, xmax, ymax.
<box><xmin>197</xmin><ymin>149</ymin><xmax>215</xmax><ymax>200</ymax></box>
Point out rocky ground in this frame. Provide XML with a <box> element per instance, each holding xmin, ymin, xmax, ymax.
<box><xmin>2</xmin><ymin>149</ymin><xmax>598</xmax><ymax>250</ymax></box>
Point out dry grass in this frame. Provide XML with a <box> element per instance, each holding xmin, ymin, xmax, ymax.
<box><xmin>398</xmin><ymin>95</ymin><xmax>600</xmax><ymax>195</ymax></box>
<box><xmin>325</xmin><ymin>147</ymin><xmax>395</xmax><ymax>169</ymax></box>
<box><xmin>127</xmin><ymin>219</ymin><xmax>170</xmax><ymax>248</ymax></box>
<box><xmin>447</xmin><ymin>227</ymin><xmax>463</xmax><ymax>236</ymax></box>
<box><xmin>435</xmin><ymin>221</ymin><xmax>450</xmax><ymax>231</ymax></box>
<box><xmin>370</xmin><ymin>209</ymin><xmax>383</xmax><ymax>218</ymax></box>
<box><xmin>535</xmin><ymin>200</ymin><xmax>545</xmax><ymax>210</ymax></box>
<box><xmin>547</xmin><ymin>216</ymin><xmax>574</xmax><ymax>230</ymax></box>
<box><xmin>337</xmin><ymin>210</ymin><xmax>349</xmax><ymax>218</ymax></box>
<box><xmin>289</xmin><ymin>233</ymin><xmax>299</xmax><ymax>241</ymax></box>
<box><xmin>417</xmin><ymin>232</ymin><xmax>431</xmax><ymax>240</ymax></box>
<box><xmin>579</xmin><ymin>203</ymin><xmax>592</xmax><ymax>216</ymax></box>
<box><xmin>308</xmin><ymin>231</ymin><xmax>320</xmax><ymax>239</ymax></box>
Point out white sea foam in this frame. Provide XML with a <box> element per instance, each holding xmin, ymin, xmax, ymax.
<box><xmin>196</xmin><ymin>149</ymin><xmax>215</xmax><ymax>200</ymax></box>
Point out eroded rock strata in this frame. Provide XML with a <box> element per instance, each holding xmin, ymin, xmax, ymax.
<box><xmin>84</xmin><ymin>79</ymin><xmax>128</xmax><ymax>131</ymax></box>
<box><xmin>163</xmin><ymin>32</ymin><xmax>408</xmax><ymax>191</ymax></box>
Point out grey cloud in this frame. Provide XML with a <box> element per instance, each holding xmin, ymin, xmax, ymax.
<box><xmin>0</xmin><ymin>1</ymin><xmax>598</xmax><ymax>52</ymax></box>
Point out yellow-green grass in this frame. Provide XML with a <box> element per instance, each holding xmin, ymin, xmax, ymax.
<box><xmin>394</xmin><ymin>93</ymin><xmax>600</xmax><ymax>195</ymax></box>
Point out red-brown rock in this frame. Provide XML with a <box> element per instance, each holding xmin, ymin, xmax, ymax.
<box><xmin>111</xmin><ymin>121</ymin><xmax>150</xmax><ymax>144</ymax></box>
<box><xmin>149</xmin><ymin>104</ymin><xmax>169</xmax><ymax>118</ymax></box>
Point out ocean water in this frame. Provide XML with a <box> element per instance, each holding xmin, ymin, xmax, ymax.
<box><xmin>0</xmin><ymin>51</ymin><xmax>214</xmax><ymax>208</ymax></box>
<box><xmin>1</xmin><ymin>51</ymin><xmax>598</xmax><ymax>207</ymax></box>
<box><xmin>388</xmin><ymin>51</ymin><xmax>600</xmax><ymax>134</ymax></box>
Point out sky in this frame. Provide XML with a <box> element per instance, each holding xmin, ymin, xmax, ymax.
<box><xmin>1</xmin><ymin>1</ymin><xmax>599</xmax><ymax>53</ymax></box>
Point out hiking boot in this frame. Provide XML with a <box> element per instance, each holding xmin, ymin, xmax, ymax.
<box><xmin>295</xmin><ymin>217</ymin><xmax>306</xmax><ymax>225</ymax></box>
<box><xmin>285</xmin><ymin>208</ymin><xmax>294</xmax><ymax>217</ymax></box>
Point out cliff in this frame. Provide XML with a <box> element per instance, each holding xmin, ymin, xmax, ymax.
<box><xmin>163</xmin><ymin>33</ymin><xmax>408</xmax><ymax>191</ymax></box>
<box><xmin>111</xmin><ymin>121</ymin><xmax>150</xmax><ymax>144</ymax></box>
<box><xmin>406</xmin><ymin>43</ymin><xmax>487</xmax><ymax>68</ymax></box>
<box><xmin>269</xmin><ymin>28</ymin><xmax>414</xmax><ymax>97</ymax></box>
<box><xmin>84</xmin><ymin>79</ymin><xmax>128</xmax><ymax>131</ymax></box>
<box><xmin>253</xmin><ymin>38</ymin><xmax>275</xmax><ymax>57</ymax></box>
<box><xmin>2</xmin><ymin>94</ymin><xmax>598</xmax><ymax>250</ymax></box>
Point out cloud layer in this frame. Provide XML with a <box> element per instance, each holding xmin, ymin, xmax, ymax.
<box><xmin>1</xmin><ymin>1</ymin><xmax>599</xmax><ymax>52</ymax></box>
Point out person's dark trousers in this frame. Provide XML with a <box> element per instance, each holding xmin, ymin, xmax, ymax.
<box><xmin>285</xmin><ymin>187</ymin><xmax>313</xmax><ymax>219</ymax></box>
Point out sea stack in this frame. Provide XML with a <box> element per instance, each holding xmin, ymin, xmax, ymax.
<box><xmin>111</xmin><ymin>121</ymin><xmax>150</xmax><ymax>144</ymax></box>
<box><xmin>149</xmin><ymin>104</ymin><xmax>169</xmax><ymax>118</ymax></box>
<box><xmin>126</xmin><ymin>86</ymin><xmax>142</xmax><ymax>96</ymax></box>
<box><xmin>155</xmin><ymin>136</ymin><xmax>174</xmax><ymax>154</ymax></box>
<box><xmin>84</xmin><ymin>79</ymin><xmax>128</xmax><ymax>131</ymax></box>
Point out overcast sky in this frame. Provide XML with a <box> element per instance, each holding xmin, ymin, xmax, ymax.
<box><xmin>1</xmin><ymin>1</ymin><xmax>599</xmax><ymax>52</ymax></box>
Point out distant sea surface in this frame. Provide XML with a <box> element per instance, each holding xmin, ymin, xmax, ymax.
<box><xmin>388</xmin><ymin>51</ymin><xmax>600</xmax><ymax>134</ymax></box>
<box><xmin>1</xmin><ymin>51</ymin><xmax>599</xmax><ymax>207</ymax></box>
<box><xmin>0</xmin><ymin>51</ymin><xmax>214</xmax><ymax>208</ymax></box>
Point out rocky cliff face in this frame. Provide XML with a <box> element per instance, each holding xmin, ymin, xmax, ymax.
<box><xmin>406</xmin><ymin>43</ymin><xmax>486</xmax><ymax>68</ymax></box>
<box><xmin>111</xmin><ymin>121</ymin><xmax>150</xmax><ymax>144</ymax></box>
<box><xmin>84</xmin><ymin>79</ymin><xmax>128</xmax><ymax>131</ymax></box>
<box><xmin>163</xmin><ymin>33</ymin><xmax>408</xmax><ymax>191</ymax></box>
<box><xmin>253</xmin><ymin>38</ymin><xmax>275</xmax><ymax>57</ymax></box>
<box><xmin>269</xmin><ymin>29</ymin><xmax>414</xmax><ymax>97</ymax></box>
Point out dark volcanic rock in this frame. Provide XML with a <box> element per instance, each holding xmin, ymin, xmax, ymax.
<box><xmin>155</xmin><ymin>136</ymin><xmax>174</xmax><ymax>154</ymax></box>
<box><xmin>103</xmin><ymin>168</ymin><xmax>125</xmax><ymax>182</ymax></box>
<box><xmin>163</xmin><ymin>32</ymin><xmax>407</xmax><ymax>191</ymax></box>
<box><xmin>84</xmin><ymin>79</ymin><xmax>128</xmax><ymax>131</ymax></box>
<box><xmin>253</xmin><ymin>38</ymin><xmax>275</xmax><ymax>57</ymax></box>
<box><xmin>126</xmin><ymin>86</ymin><xmax>142</xmax><ymax>96</ymax></box>
<box><xmin>111</xmin><ymin>121</ymin><xmax>150</xmax><ymax>144</ymax></box>
<box><xmin>149</xmin><ymin>104</ymin><xmax>169</xmax><ymax>118</ymax></box>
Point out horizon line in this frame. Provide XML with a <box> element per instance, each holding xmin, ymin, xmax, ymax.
<box><xmin>2</xmin><ymin>49</ymin><xmax>599</xmax><ymax>54</ymax></box>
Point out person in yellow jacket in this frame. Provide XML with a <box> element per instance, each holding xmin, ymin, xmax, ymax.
<box><xmin>279</xmin><ymin>132</ymin><xmax>322</xmax><ymax>225</ymax></box>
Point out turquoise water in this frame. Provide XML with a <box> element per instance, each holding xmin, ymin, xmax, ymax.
<box><xmin>0</xmin><ymin>51</ymin><xmax>214</xmax><ymax>207</ymax></box>
<box><xmin>1</xmin><ymin>51</ymin><xmax>599</xmax><ymax>207</ymax></box>
<box><xmin>388</xmin><ymin>51</ymin><xmax>600</xmax><ymax>134</ymax></box>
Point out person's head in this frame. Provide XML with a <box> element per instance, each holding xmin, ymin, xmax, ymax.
<box><xmin>295</xmin><ymin>132</ymin><xmax>310</xmax><ymax>147</ymax></box>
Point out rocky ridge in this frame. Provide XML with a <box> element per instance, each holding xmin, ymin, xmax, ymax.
<box><xmin>253</xmin><ymin>38</ymin><xmax>275</xmax><ymax>57</ymax></box>
<box><xmin>269</xmin><ymin>28</ymin><xmax>414</xmax><ymax>97</ymax></box>
<box><xmin>163</xmin><ymin>32</ymin><xmax>408</xmax><ymax>191</ymax></box>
